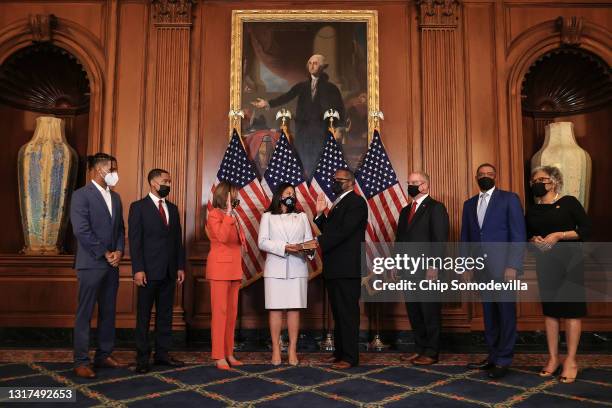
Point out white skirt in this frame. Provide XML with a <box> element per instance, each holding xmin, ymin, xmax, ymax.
<box><xmin>264</xmin><ymin>277</ymin><xmax>307</xmax><ymax>309</ymax></box>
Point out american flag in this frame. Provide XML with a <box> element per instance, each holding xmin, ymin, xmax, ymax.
<box><xmin>355</xmin><ymin>130</ymin><xmax>408</xmax><ymax>289</ymax></box>
<box><xmin>206</xmin><ymin>129</ymin><xmax>270</xmax><ymax>287</ymax></box>
<box><xmin>261</xmin><ymin>132</ymin><xmax>322</xmax><ymax>277</ymax></box>
<box><xmin>308</xmin><ymin>131</ymin><xmax>350</xmax><ymax>279</ymax></box>
<box><xmin>309</xmin><ymin>131</ymin><xmax>350</xmax><ymax>208</ymax></box>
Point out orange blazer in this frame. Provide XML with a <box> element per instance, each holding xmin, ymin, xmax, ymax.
<box><xmin>205</xmin><ymin>208</ymin><xmax>243</xmax><ymax>281</ymax></box>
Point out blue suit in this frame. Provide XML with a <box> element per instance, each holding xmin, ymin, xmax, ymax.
<box><xmin>460</xmin><ymin>188</ymin><xmax>526</xmax><ymax>366</ymax></box>
<box><xmin>70</xmin><ymin>182</ymin><xmax>125</xmax><ymax>367</ymax></box>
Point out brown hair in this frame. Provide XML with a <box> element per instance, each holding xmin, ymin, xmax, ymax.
<box><xmin>212</xmin><ymin>181</ymin><xmax>237</xmax><ymax>209</ymax></box>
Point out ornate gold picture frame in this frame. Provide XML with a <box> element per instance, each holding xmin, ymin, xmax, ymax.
<box><xmin>229</xmin><ymin>9</ymin><xmax>379</xmax><ymax>176</ymax></box>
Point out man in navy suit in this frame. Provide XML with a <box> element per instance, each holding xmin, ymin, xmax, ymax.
<box><xmin>70</xmin><ymin>153</ymin><xmax>126</xmax><ymax>379</ymax></box>
<box><xmin>129</xmin><ymin>169</ymin><xmax>186</xmax><ymax>373</ymax></box>
<box><xmin>461</xmin><ymin>163</ymin><xmax>526</xmax><ymax>379</ymax></box>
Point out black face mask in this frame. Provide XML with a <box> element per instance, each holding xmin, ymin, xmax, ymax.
<box><xmin>157</xmin><ymin>185</ymin><xmax>170</xmax><ymax>198</ymax></box>
<box><xmin>332</xmin><ymin>181</ymin><xmax>345</xmax><ymax>195</ymax></box>
<box><xmin>231</xmin><ymin>198</ymin><xmax>240</xmax><ymax>208</ymax></box>
<box><xmin>407</xmin><ymin>184</ymin><xmax>421</xmax><ymax>198</ymax></box>
<box><xmin>281</xmin><ymin>196</ymin><xmax>296</xmax><ymax>210</ymax></box>
<box><xmin>531</xmin><ymin>182</ymin><xmax>549</xmax><ymax>198</ymax></box>
<box><xmin>477</xmin><ymin>177</ymin><xmax>495</xmax><ymax>191</ymax></box>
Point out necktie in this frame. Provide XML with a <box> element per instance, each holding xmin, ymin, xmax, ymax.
<box><xmin>477</xmin><ymin>193</ymin><xmax>488</xmax><ymax>228</ymax></box>
<box><xmin>158</xmin><ymin>200</ymin><xmax>168</xmax><ymax>226</ymax></box>
<box><xmin>407</xmin><ymin>202</ymin><xmax>417</xmax><ymax>224</ymax></box>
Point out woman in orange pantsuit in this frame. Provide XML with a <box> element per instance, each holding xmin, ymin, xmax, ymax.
<box><xmin>206</xmin><ymin>181</ymin><xmax>244</xmax><ymax>370</ymax></box>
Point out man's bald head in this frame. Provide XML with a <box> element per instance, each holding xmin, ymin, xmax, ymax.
<box><xmin>307</xmin><ymin>54</ymin><xmax>328</xmax><ymax>76</ymax></box>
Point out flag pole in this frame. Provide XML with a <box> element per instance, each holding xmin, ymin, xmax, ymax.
<box><xmin>319</xmin><ymin>277</ymin><xmax>335</xmax><ymax>352</ymax></box>
<box><xmin>227</xmin><ymin>109</ymin><xmax>246</xmax><ymax>352</ymax></box>
<box><xmin>366</xmin><ymin>111</ymin><xmax>388</xmax><ymax>352</ymax></box>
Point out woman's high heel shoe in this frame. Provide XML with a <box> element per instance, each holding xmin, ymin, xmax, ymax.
<box><xmin>539</xmin><ymin>364</ymin><xmax>560</xmax><ymax>377</ymax></box>
<box><xmin>227</xmin><ymin>358</ymin><xmax>244</xmax><ymax>367</ymax></box>
<box><xmin>559</xmin><ymin>365</ymin><xmax>578</xmax><ymax>383</ymax></box>
<box><xmin>216</xmin><ymin>360</ymin><xmax>231</xmax><ymax>371</ymax></box>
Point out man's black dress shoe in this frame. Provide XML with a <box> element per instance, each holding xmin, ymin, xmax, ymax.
<box><xmin>467</xmin><ymin>358</ymin><xmax>495</xmax><ymax>370</ymax></box>
<box><xmin>153</xmin><ymin>356</ymin><xmax>185</xmax><ymax>367</ymax></box>
<box><xmin>488</xmin><ymin>365</ymin><xmax>509</xmax><ymax>379</ymax></box>
<box><xmin>135</xmin><ymin>363</ymin><xmax>150</xmax><ymax>374</ymax></box>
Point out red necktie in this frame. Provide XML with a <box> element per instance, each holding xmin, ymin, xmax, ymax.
<box><xmin>158</xmin><ymin>200</ymin><xmax>168</xmax><ymax>226</ymax></box>
<box><xmin>407</xmin><ymin>202</ymin><xmax>417</xmax><ymax>224</ymax></box>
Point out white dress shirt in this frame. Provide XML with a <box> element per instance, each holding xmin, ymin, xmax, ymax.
<box><xmin>411</xmin><ymin>193</ymin><xmax>429</xmax><ymax>212</ymax></box>
<box><xmin>477</xmin><ymin>186</ymin><xmax>495</xmax><ymax>227</ymax></box>
<box><xmin>478</xmin><ymin>187</ymin><xmax>495</xmax><ymax>209</ymax></box>
<box><xmin>310</xmin><ymin>75</ymin><xmax>318</xmax><ymax>98</ymax></box>
<box><xmin>92</xmin><ymin>180</ymin><xmax>112</xmax><ymax>216</ymax></box>
<box><xmin>149</xmin><ymin>192</ymin><xmax>169</xmax><ymax>225</ymax></box>
<box><xmin>332</xmin><ymin>190</ymin><xmax>352</xmax><ymax>208</ymax></box>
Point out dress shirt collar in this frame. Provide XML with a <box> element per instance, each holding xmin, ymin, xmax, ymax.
<box><xmin>149</xmin><ymin>192</ymin><xmax>165</xmax><ymax>205</ymax></box>
<box><xmin>479</xmin><ymin>186</ymin><xmax>495</xmax><ymax>198</ymax></box>
<box><xmin>413</xmin><ymin>193</ymin><xmax>429</xmax><ymax>207</ymax></box>
<box><xmin>334</xmin><ymin>189</ymin><xmax>352</xmax><ymax>205</ymax></box>
<box><xmin>91</xmin><ymin>179</ymin><xmax>109</xmax><ymax>193</ymax></box>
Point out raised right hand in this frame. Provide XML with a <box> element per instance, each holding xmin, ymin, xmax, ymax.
<box><xmin>225</xmin><ymin>192</ymin><xmax>232</xmax><ymax>214</ymax></box>
<box><xmin>315</xmin><ymin>193</ymin><xmax>327</xmax><ymax>215</ymax></box>
<box><xmin>134</xmin><ymin>271</ymin><xmax>147</xmax><ymax>287</ymax></box>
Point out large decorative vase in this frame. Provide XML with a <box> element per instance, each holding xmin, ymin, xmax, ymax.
<box><xmin>531</xmin><ymin>121</ymin><xmax>592</xmax><ymax>210</ymax></box>
<box><xmin>18</xmin><ymin>116</ymin><xmax>78</xmax><ymax>254</ymax></box>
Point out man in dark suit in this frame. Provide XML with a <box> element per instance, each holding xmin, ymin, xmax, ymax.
<box><xmin>395</xmin><ymin>171</ymin><xmax>449</xmax><ymax>366</ymax></box>
<box><xmin>70</xmin><ymin>153</ymin><xmax>126</xmax><ymax>379</ymax></box>
<box><xmin>129</xmin><ymin>169</ymin><xmax>186</xmax><ymax>373</ymax></box>
<box><xmin>252</xmin><ymin>54</ymin><xmax>345</xmax><ymax>176</ymax></box>
<box><xmin>461</xmin><ymin>163</ymin><xmax>526</xmax><ymax>378</ymax></box>
<box><xmin>314</xmin><ymin>168</ymin><xmax>368</xmax><ymax>369</ymax></box>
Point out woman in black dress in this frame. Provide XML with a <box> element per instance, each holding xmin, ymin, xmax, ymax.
<box><xmin>526</xmin><ymin>166</ymin><xmax>591</xmax><ymax>383</ymax></box>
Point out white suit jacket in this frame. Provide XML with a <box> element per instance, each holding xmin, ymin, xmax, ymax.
<box><xmin>258</xmin><ymin>212</ymin><xmax>313</xmax><ymax>279</ymax></box>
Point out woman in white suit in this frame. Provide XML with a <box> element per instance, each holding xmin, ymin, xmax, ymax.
<box><xmin>258</xmin><ymin>183</ymin><xmax>315</xmax><ymax>366</ymax></box>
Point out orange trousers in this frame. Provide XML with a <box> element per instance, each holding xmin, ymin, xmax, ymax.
<box><xmin>209</xmin><ymin>280</ymin><xmax>241</xmax><ymax>360</ymax></box>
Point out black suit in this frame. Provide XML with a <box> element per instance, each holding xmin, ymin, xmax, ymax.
<box><xmin>269</xmin><ymin>73</ymin><xmax>345</xmax><ymax>176</ymax></box>
<box><xmin>314</xmin><ymin>191</ymin><xmax>368</xmax><ymax>366</ymax></box>
<box><xmin>128</xmin><ymin>196</ymin><xmax>186</xmax><ymax>364</ymax></box>
<box><xmin>395</xmin><ymin>195</ymin><xmax>449</xmax><ymax>359</ymax></box>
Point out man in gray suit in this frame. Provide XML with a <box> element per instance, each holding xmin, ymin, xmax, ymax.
<box><xmin>70</xmin><ymin>153</ymin><xmax>126</xmax><ymax>378</ymax></box>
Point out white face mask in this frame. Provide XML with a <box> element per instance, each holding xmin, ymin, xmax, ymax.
<box><xmin>100</xmin><ymin>169</ymin><xmax>119</xmax><ymax>187</ymax></box>
<box><xmin>105</xmin><ymin>171</ymin><xmax>119</xmax><ymax>187</ymax></box>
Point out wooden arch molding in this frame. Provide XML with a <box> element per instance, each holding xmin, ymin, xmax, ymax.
<box><xmin>0</xmin><ymin>16</ymin><xmax>106</xmax><ymax>153</ymax></box>
<box><xmin>504</xmin><ymin>18</ymin><xmax>611</xmax><ymax>202</ymax></box>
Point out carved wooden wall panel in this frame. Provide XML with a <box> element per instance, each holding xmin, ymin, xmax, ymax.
<box><xmin>0</xmin><ymin>0</ymin><xmax>610</xmax><ymax>333</ymax></box>
<box><xmin>417</xmin><ymin>0</ymin><xmax>468</xmax><ymax>240</ymax></box>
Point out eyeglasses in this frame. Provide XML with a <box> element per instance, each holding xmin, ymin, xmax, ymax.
<box><xmin>477</xmin><ymin>172</ymin><xmax>495</xmax><ymax>178</ymax></box>
<box><xmin>407</xmin><ymin>181</ymin><xmax>425</xmax><ymax>186</ymax></box>
<box><xmin>529</xmin><ymin>177</ymin><xmax>552</xmax><ymax>185</ymax></box>
<box><xmin>334</xmin><ymin>178</ymin><xmax>351</xmax><ymax>182</ymax></box>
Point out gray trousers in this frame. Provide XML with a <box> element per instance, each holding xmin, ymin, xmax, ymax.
<box><xmin>73</xmin><ymin>267</ymin><xmax>119</xmax><ymax>367</ymax></box>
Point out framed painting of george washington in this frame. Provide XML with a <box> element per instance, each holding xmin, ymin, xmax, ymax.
<box><xmin>229</xmin><ymin>10</ymin><xmax>379</xmax><ymax>178</ymax></box>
